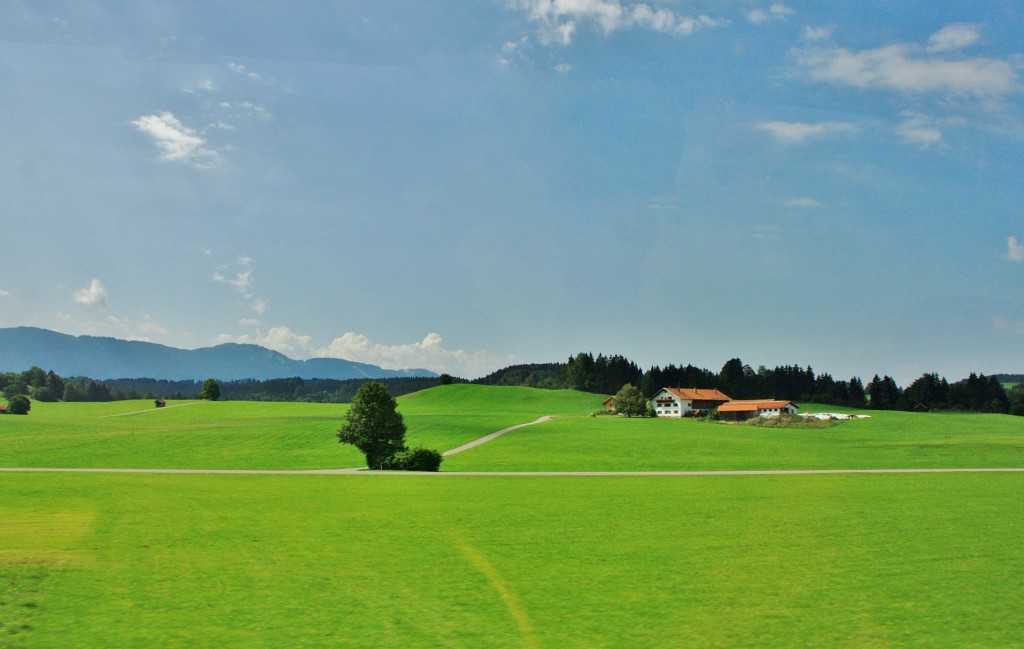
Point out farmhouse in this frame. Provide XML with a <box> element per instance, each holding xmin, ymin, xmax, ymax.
<box><xmin>651</xmin><ymin>388</ymin><xmax>732</xmax><ymax>418</ymax></box>
<box><xmin>717</xmin><ymin>400</ymin><xmax>799</xmax><ymax>422</ymax></box>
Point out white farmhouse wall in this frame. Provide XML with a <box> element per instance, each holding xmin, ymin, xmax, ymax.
<box><xmin>652</xmin><ymin>390</ymin><xmax>690</xmax><ymax>418</ymax></box>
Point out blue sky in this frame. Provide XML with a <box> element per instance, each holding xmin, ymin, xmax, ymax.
<box><xmin>1</xmin><ymin>1</ymin><xmax>1022</xmax><ymax>382</ymax></box>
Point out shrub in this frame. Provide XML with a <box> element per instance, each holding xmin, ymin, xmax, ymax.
<box><xmin>384</xmin><ymin>447</ymin><xmax>444</xmax><ymax>472</ymax></box>
<box><xmin>7</xmin><ymin>394</ymin><xmax>31</xmax><ymax>415</ymax></box>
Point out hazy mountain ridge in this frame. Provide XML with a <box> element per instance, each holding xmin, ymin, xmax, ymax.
<box><xmin>0</xmin><ymin>327</ymin><xmax>436</xmax><ymax>381</ymax></box>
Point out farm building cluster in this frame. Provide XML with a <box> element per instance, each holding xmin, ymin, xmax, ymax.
<box><xmin>633</xmin><ymin>387</ymin><xmax>800</xmax><ymax>421</ymax></box>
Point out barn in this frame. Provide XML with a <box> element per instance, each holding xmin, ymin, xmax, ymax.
<box><xmin>717</xmin><ymin>400</ymin><xmax>799</xmax><ymax>421</ymax></box>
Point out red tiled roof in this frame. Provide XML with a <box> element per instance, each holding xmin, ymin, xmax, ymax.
<box><xmin>718</xmin><ymin>400</ymin><xmax>794</xmax><ymax>412</ymax></box>
<box><xmin>661</xmin><ymin>388</ymin><xmax>732</xmax><ymax>402</ymax></box>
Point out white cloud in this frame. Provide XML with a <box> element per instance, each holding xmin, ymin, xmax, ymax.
<box><xmin>1007</xmin><ymin>235</ymin><xmax>1024</xmax><ymax>262</ymax></box>
<box><xmin>251</xmin><ymin>299</ymin><xmax>268</xmax><ymax>315</ymax></box>
<box><xmin>317</xmin><ymin>332</ymin><xmax>518</xmax><ymax>378</ymax></box>
<box><xmin>73</xmin><ymin>279</ymin><xmax>108</xmax><ymax>310</ymax></box>
<box><xmin>216</xmin><ymin>326</ymin><xmax>314</xmax><ymax>358</ymax></box>
<box><xmin>802</xmin><ymin>25</ymin><xmax>832</xmax><ymax>42</ymax></box>
<box><xmin>513</xmin><ymin>0</ymin><xmax>728</xmax><ymax>45</ymax></box>
<box><xmin>499</xmin><ymin>37</ymin><xmax>531</xmax><ymax>66</ymax></box>
<box><xmin>184</xmin><ymin>79</ymin><xmax>218</xmax><ymax>93</ymax></box>
<box><xmin>211</xmin><ymin>268</ymin><xmax>253</xmax><ymax>296</ymax></box>
<box><xmin>927</xmin><ymin>23</ymin><xmax>981</xmax><ymax>53</ymax></box>
<box><xmin>0</xmin><ymin>288</ymin><xmax>9</xmax><ymax>297</ymax></box>
<box><xmin>554</xmin><ymin>62</ymin><xmax>574</xmax><ymax>74</ymax></box>
<box><xmin>895</xmin><ymin>112</ymin><xmax>946</xmax><ymax>148</ymax></box>
<box><xmin>131</xmin><ymin>112</ymin><xmax>222</xmax><ymax>168</ymax></box>
<box><xmin>228</xmin><ymin>62</ymin><xmax>261</xmax><ymax>80</ymax></box>
<box><xmin>754</xmin><ymin>120</ymin><xmax>858</xmax><ymax>143</ymax></box>
<box><xmin>797</xmin><ymin>25</ymin><xmax>1018</xmax><ymax>98</ymax></box>
<box><xmin>747</xmin><ymin>4</ymin><xmax>793</xmax><ymax>24</ymax></box>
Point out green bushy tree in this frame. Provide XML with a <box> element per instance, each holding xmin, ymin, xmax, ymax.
<box><xmin>338</xmin><ymin>382</ymin><xmax>410</xmax><ymax>469</ymax></box>
<box><xmin>7</xmin><ymin>394</ymin><xmax>31</xmax><ymax>415</ymax></box>
<box><xmin>337</xmin><ymin>382</ymin><xmax>443</xmax><ymax>471</ymax></box>
<box><xmin>614</xmin><ymin>383</ymin><xmax>650</xmax><ymax>417</ymax></box>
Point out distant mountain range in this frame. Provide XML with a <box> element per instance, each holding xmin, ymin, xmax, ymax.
<box><xmin>0</xmin><ymin>327</ymin><xmax>436</xmax><ymax>381</ymax></box>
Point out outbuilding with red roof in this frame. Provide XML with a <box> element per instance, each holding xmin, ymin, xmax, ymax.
<box><xmin>717</xmin><ymin>400</ymin><xmax>799</xmax><ymax>421</ymax></box>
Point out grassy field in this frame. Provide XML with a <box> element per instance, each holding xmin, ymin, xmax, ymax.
<box><xmin>0</xmin><ymin>386</ymin><xmax>595</xmax><ymax>470</ymax></box>
<box><xmin>2</xmin><ymin>472</ymin><xmax>1022</xmax><ymax>648</ymax></box>
<box><xmin>2</xmin><ymin>385</ymin><xmax>1023</xmax><ymax>647</ymax></box>
<box><xmin>3</xmin><ymin>386</ymin><xmax>1022</xmax><ymax>473</ymax></box>
<box><xmin>442</xmin><ymin>408</ymin><xmax>1024</xmax><ymax>472</ymax></box>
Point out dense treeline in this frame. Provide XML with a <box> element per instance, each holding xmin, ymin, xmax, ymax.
<box><xmin>472</xmin><ymin>363</ymin><xmax>565</xmax><ymax>389</ymax></box>
<box><xmin>1</xmin><ymin>368</ymin><xmax>449</xmax><ymax>404</ymax></box>
<box><xmin>478</xmin><ymin>353</ymin><xmax>1021</xmax><ymax>415</ymax></box>
<box><xmin>4</xmin><ymin>359</ymin><xmax>1022</xmax><ymax>415</ymax></box>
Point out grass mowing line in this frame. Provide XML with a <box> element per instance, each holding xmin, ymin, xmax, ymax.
<box><xmin>449</xmin><ymin>532</ymin><xmax>539</xmax><ymax>649</ymax></box>
<box><xmin>98</xmin><ymin>402</ymin><xmax>203</xmax><ymax>418</ymax></box>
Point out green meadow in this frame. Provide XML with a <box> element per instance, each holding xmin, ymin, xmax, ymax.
<box><xmin>2</xmin><ymin>385</ymin><xmax>1023</xmax><ymax>647</ymax></box>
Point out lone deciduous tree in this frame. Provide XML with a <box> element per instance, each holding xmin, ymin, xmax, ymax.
<box><xmin>337</xmin><ymin>382</ymin><xmax>409</xmax><ymax>469</ymax></box>
<box><xmin>614</xmin><ymin>383</ymin><xmax>650</xmax><ymax>417</ymax></box>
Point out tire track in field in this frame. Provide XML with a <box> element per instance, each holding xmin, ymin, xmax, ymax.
<box><xmin>449</xmin><ymin>532</ymin><xmax>539</xmax><ymax>648</ymax></box>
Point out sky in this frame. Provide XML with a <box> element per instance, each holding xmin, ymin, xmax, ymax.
<box><xmin>1</xmin><ymin>1</ymin><xmax>1022</xmax><ymax>383</ymax></box>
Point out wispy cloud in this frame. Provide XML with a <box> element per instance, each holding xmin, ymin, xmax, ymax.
<box><xmin>512</xmin><ymin>0</ymin><xmax>728</xmax><ymax>45</ymax></box>
<box><xmin>927</xmin><ymin>23</ymin><xmax>981</xmax><ymax>53</ymax></box>
<box><xmin>1007</xmin><ymin>235</ymin><xmax>1024</xmax><ymax>262</ymax></box>
<box><xmin>131</xmin><ymin>112</ymin><xmax>222</xmax><ymax>168</ymax></box>
<box><xmin>212</xmin><ymin>255</ymin><xmax>256</xmax><ymax>296</ymax></box>
<box><xmin>227</xmin><ymin>62</ymin><xmax>261</xmax><ymax>80</ymax></box>
<box><xmin>754</xmin><ymin>120</ymin><xmax>858</xmax><ymax>143</ymax></box>
<box><xmin>73</xmin><ymin>279</ymin><xmax>108</xmax><ymax>310</ymax></box>
<box><xmin>895</xmin><ymin>112</ymin><xmax>947</xmax><ymax>148</ymax></box>
<box><xmin>0</xmin><ymin>288</ymin><xmax>9</xmax><ymax>297</ymax></box>
<box><xmin>797</xmin><ymin>24</ymin><xmax>1018</xmax><ymax>98</ymax></box>
<box><xmin>211</xmin><ymin>268</ymin><xmax>254</xmax><ymax>296</ymax></box>
<box><xmin>747</xmin><ymin>4</ymin><xmax>793</xmax><ymax>24</ymax></box>
<box><xmin>183</xmin><ymin>79</ymin><xmax>218</xmax><ymax>93</ymax></box>
<box><xmin>318</xmin><ymin>332</ymin><xmax>518</xmax><ymax>378</ymax></box>
<box><xmin>801</xmin><ymin>25</ymin><xmax>832</xmax><ymax>42</ymax></box>
<box><xmin>217</xmin><ymin>101</ymin><xmax>273</xmax><ymax>120</ymax></box>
